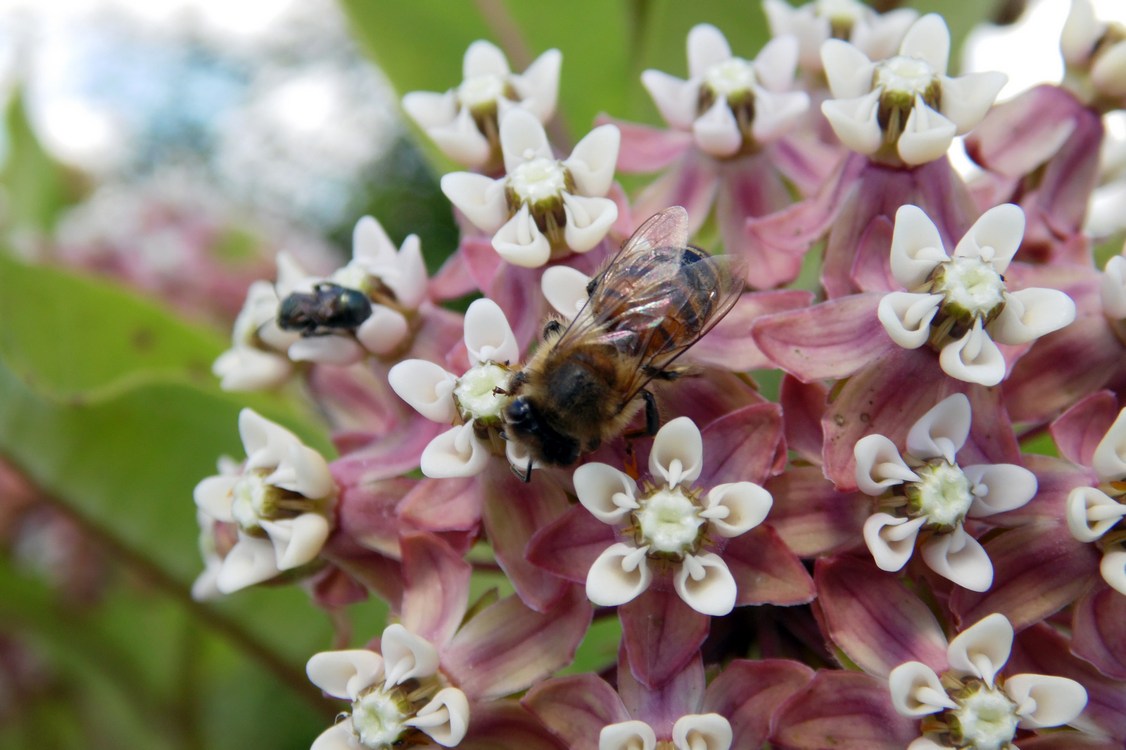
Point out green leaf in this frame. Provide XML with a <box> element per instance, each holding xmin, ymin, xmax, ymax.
<box><xmin>0</xmin><ymin>92</ymin><xmax>78</xmax><ymax>233</ymax></box>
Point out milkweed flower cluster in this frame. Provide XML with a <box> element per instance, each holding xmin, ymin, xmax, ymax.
<box><xmin>184</xmin><ymin>2</ymin><xmax>1126</xmax><ymax>748</ymax></box>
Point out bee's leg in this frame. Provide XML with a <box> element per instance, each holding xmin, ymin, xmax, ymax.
<box><xmin>641</xmin><ymin>364</ymin><xmax>689</xmax><ymax>381</ymax></box>
<box><xmin>542</xmin><ymin>319</ymin><xmax>563</xmax><ymax>340</ymax></box>
<box><xmin>641</xmin><ymin>389</ymin><xmax>660</xmax><ymax>435</ymax></box>
<box><xmin>524</xmin><ymin>458</ymin><xmax>533</xmax><ymax>483</ymax></box>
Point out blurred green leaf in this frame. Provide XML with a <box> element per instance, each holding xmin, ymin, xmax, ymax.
<box><xmin>1</xmin><ymin>92</ymin><xmax>79</xmax><ymax>234</ymax></box>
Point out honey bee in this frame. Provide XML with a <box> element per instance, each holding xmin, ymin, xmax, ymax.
<box><xmin>502</xmin><ymin>206</ymin><xmax>743</xmax><ymax>479</ymax></box>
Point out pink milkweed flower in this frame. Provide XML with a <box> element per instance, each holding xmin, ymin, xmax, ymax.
<box><xmin>402</xmin><ymin>41</ymin><xmax>562</xmax><ymax>171</ymax></box>
<box><xmin>192</xmin><ymin>409</ymin><xmax>336</xmax><ymax>595</ymax></box>
<box><xmin>888</xmin><ymin>613</ymin><xmax>1088</xmax><ymax>749</ymax></box>
<box><xmin>854</xmin><ymin>393</ymin><xmax>1037</xmax><ymax>591</ymax></box>
<box><xmin>441</xmin><ymin>108</ymin><xmax>620</xmax><ymax>268</ymax></box>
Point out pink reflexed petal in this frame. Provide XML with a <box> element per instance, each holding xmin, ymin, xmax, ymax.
<box><xmin>906</xmin><ymin>392</ymin><xmax>971</xmax><ymax>463</ymax></box>
<box><xmin>523</xmin><ymin>674</ymin><xmax>631</xmax><ymax>750</ymax></box>
<box><xmin>772</xmin><ymin>671</ymin><xmax>920</xmax><ymax>750</ymax></box>
<box><xmin>897</xmin><ymin>100</ymin><xmax>957</xmax><ymax>166</ymax></box>
<box><xmin>724</xmin><ymin>526</ymin><xmax>816</xmax><ymax>606</ymax></box>
<box><xmin>693</xmin><ymin>97</ymin><xmax>742</xmax><ymax>158</ymax></box>
<box><xmin>1007</xmin><ymin>673</ymin><xmax>1088</xmax><ymax>729</ymax></box>
<box><xmin>620</xmin><ymin>586</ymin><xmax>710</xmax><ymax>689</ymax></box>
<box><xmin>1072</xmin><ymin>586</ymin><xmax>1126</xmax><ymax>680</ymax></box>
<box><xmin>820</xmin><ymin>39</ymin><xmax>875</xmax><ymax>99</ymax></box>
<box><xmin>574</xmin><ymin>462</ymin><xmax>639</xmax><ymax>524</ymax></box>
<box><xmin>493</xmin><ymin>203</ymin><xmax>552</xmax><ymax>268</ymax></box>
<box><xmin>699</xmin><ymin>403</ymin><xmax>785</xmax><ymax>488</ymax></box>
<box><xmin>1092</xmin><ymin>407</ymin><xmax>1126</xmax><ymax>481</ymax></box>
<box><xmin>671</xmin><ymin>714</ymin><xmax>731</xmax><ymax>750</ymax></box>
<box><xmin>1044</xmin><ymin>387</ymin><xmax>1116</xmax><ymax>463</ymax></box>
<box><xmin>587</xmin><ymin>542</ymin><xmax>651</xmax><ymax>607</ymax></box>
<box><xmin>687</xmin><ymin>23</ymin><xmax>732</xmax><ymax>77</ymax></box>
<box><xmin>674</xmin><ymin>552</ymin><xmax>737</xmax><ymax>616</ymax></box>
<box><xmin>947</xmin><ymin>612</ymin><xmax>1013</xmax><ymax>685</ymax></box>
<box><xmin>939</xmin><ymin>71</ymin><xmax>1006</xmax><ymax>134</ymax></box>
<box><xmin>480</xmin><ymin>465</ymin><xmax>571</xmax><ymax>611</ymax></box>
<box><xmin>821</xmin><ymin>92</ymin><xmax>882</xmax><ymax>156</ymax></box>
<box><xmin>334</xmin><ymin>475</ymin><xmax>413</xmax><ymax>558</ymax></box>
<box><xmin>863</xmin><ymin>514</ymin><xmax>924</xmax><ymax>572</ymax></box>
<box><xmin>457</xmin><ymin>701</ymin><xmax>576</xmax><ymax>750</ymax></box>
<box><xmin>691</xmin><ymin>291</ymin><xmax>813</xmax><ymax>372</ymax></box>
<box><xmin>814</xmin><ymin>555</ymin><xmax>948</xmax><ymax>678</ymax></box>
<box><xmin>780</xmin><ymin>376</ymin><xmax>826</xmax><ymax>465</ymax></box>
<box><xmin>399</xmin><ymin>532</ymin><xmax>470</xmax><ymax>648</ymax></box>
<box><xmin>878</xmin><ymin>293</ymin><xmax>942</xmax><ymax>349</ymax></box>
<box><xmin>750</xmin><ymin>293</ymin><xmax>891</xmax><ymax>382</ymax></box>
<box><xmin>890</xmin><ymin>204</ymin><xmax>948</xmax><ymax>288</ymax></box>
<box><xmin>617</xmin><ymin>650</ymin><xmax>705</xmax><ymax>730</ymax></box>
<box><xmin>380</xmin><ymin>623</ymin><xmax>440</xmax><ymax>687</ymax></box>
<box><xmin>765</xmin><ymin>467</ymin><xmax>870</xmax><ymax>557</ymax></box>
<box><xmin>630</xmin><ymin>156</ymin><xmax>719</xmax><ymax>241</ymax></box>
<box><xmin>441</xmin><ymin>172</ymin><xmax>508</xmax><ymax>233</ymax></box>
<box><xmin>939</xmin><ymin>319</ymin><xmax>1006</xmax><ymax>386</ymax></box>
<box><xmin>920</xmin><ymin>526</ymin><xmax>993</xmax><ymax>592</ymax></box>
<box><xmin>964</xmin><ymin>463</ymin><xmax>1037</xmax><ymax>517</ymax></box>
<box><xmin>900</xmin><ymin>14</ymin><xmax>950</xmax><ymax>75</ymax></box>
<box><xmin>499</xmin><ymin>108</ymin><xmax>552</xmax><ymax>172</ymax></box>
<box><xmin>526</xmin><ymin>504</ymin><xmax>617</xmax><ymax>583</ymax></box>
<box><xmin>965</xmin><ymin>85</ymin><xmax>1080</xmax><ymax>177</ymax></box>
<box><xmin>649</xmin><ymin>417</ymin><xmax>704</xmax><ymax>488</ymax></box>
<box><xmin>605</xmin><ymin>116</ymin><xmax>694</xmax><ymax>172</ymax></box>
<box><xmin>464</xmin><ymin>297</ymin><xmax>519</xmax><ymax>365</ymax></box>
<box><xmin>887</xmin><ymin>661</ymin><xmax>956</xmax><ymax>716</ymax></box>
<box><xmin>599</xmin><ymin>721</ymin><xmax>656</xmax><ymax>750</ymax></box>
<box><xmin>216</xmin><ymin>535</ymin><xmax>280</xmax><ymax>593</ymax></box>
<box><xmin>566</xmin><ymin>125</ymin><xmax>620</xmax><ymax>197</ymax></box>
<box><xmin>306</xmin><ymin>649</ymin><xmax>382</xmax><ymax>699</ymax></box>
<box><xmin>949</xmin><ymin>523</ymin><xmax>1100</xmax><ymax>632</ymax></box>
<box><xmin>702</xmin><ymin>659</ymin><xmax>814</xmax><ymax>750</ymax></box>
<box><xmin>442</xmin><ymin>586</ymin><xmax>592</xmax><ymax>700</ymax></box>
<box><xmin>854</xmin><ymin>435</ymin><xmax>918</xmax><ymax>495</ymax></box>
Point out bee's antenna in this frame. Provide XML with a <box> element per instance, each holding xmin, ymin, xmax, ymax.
<box><xmin>523</xmin><ymin>458</ymin><xmax>533</xmax><ymax>483</ymax></box>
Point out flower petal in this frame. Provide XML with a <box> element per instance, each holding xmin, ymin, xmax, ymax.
<box><xmin>500</xmin><ymin>108</ymin><xmax>552</xmax><ymax>173</ymax></box>
<box><xmin>1066</xmin><ymin>486</ymin><xmax>1125</xmax><ymax>543</ymax></box>
<box><xmin>687</xmin><ymin>23</ymin><xmax>732</xmax><ymax>78</ymax></box>
<box><xmin>288</xmin><ymin>335</ymin><xmax>364</xmax><ymax>366</ymax></box>
<box><xmin>566</xmin><ymin>124</ymin><xmax>620</xmax><ymax>197</ymax></box>
<box><xmin>600</xmin><ymin>720</ymin><xmax>657</xmax><ymax>750</ymax></box>
<box><xmin>306</xmin><ymin>649</ymin><xmax>383</xmax><ymax>700</ymax></box>
<box><xmin>889</xmin><ymin>204</ymin><xmax>949</xmax><ymax>288</ymax></box>
<box><xmin>693</xmin><ymin>97</ymin><xmax>743</xmax><ymax>158</ymax></box>
<box><xmin>854</xmin><ymin>434</ymin><xmax>919</xmax><ymax>495</ymax></box>
<box><xmin>1061</xmin><ymin>0</ymin><xmax>1100</xmax><ymax>65</ymax></box>
<box><xmin>441</xmin><ymin>172</ymin><xmax>508</xmax><ymax>232</ymax></box>
<box><xmin>897</xmin><ymin>100</ymin><xmax>956</xmax><ymax>166</ymax></box>
<box><xmin>388</xmin><ymin>359</ymin><xmax>458</xmax><ymax>423</ymax></box>
<box><xmin>640</xmin><ymin>69</ymin><xmax>697</xmax><ymax>130</ymax></box>
<box><xmin>701</xmin><ymin>482</ymin><xmax>772</xmax><ymax>537</ymax></box>
<box><xmin>863</xmin><ymin>514</ymin><xmax>925</xmax><ymax>572</ymax></box>
<box><xmin>261</xmin><ymin>513</ymin><xmax>330</xmax><ymax>570</ymax></box>
<box><xmin>753</xmin><ymin>34</ymin><xmax>799</xmax><ymax>92</ymax></box>
<box><xmin>310</xmin><ymin>720</ymin><xmax>360</xmax><ymax>750</ymax></box>
<box><xmin>380</xmin><ymin>623</ymin><xmax>440</xmax><ymax>688</ymax></box>
<box><xmin>939</xmin><ymin>71</ymin><xmax>1006</xmax><ymax>133</ymax></box>
<box><xmin>991</xmin><ymin>288</ymin><xmax>1076</xmax><ymax>346</ymax></box>
<box><xmin>216</xmin><ymin>535</ymin><xmax>280</xmax><ymax>593</ymax></box>
<box><xmin>878</xmin><ymin>292</ymin><xmax>943</xmax><ymax>349</ymax></box>
<box><xmin>586</xmin><ymin>542</ymin><xmax>651</xmax><ymax>607</ymax></box>
<box><xmin>420</xmin><ymin>424</ymin><xmax>490</xmax><ymax>478</ymax></box>
<box><xmin>493</xmin><ymin>203</ymin><xmax>552</xmax><ymax>268</ymax></box>
<box><xmin>821</xmin><ymin>39</ymin><xmax>875</xmax><ymax>99</ymax></box>
<box><xmin>674</xmin><ymin>552</ymin><xmax>737</xmax><ymax>616</ymax></box>
<box><xmin>887</xmin><ymin>661</ymin><xmax>956</xmax><ymax>717</ymax></box>
<box><xmin>963</xmin><ymin>463</ymin><xmax>1037</xmax><ymax>517</ymax></box>
<box><xmin>1006</xmin><ymin>673</ymin><xmax>1088</xmax><ymax>729</ymax></box>
<box><xmin>947</xmin><ymin>612</ymin><xmax>1013</xmax><ymax>685</ymax></box>
<box><xmin>573</xmin><ymin>462</ymin><xmax>639</xmax><ymax>524</ymax></box>
<box><xmin>751</xmin><ymin>88</ymin><xmax>810</xmax><ymax>143</ymax></box>
<box><xmin>464</xmin><ymin>297</ymin><xmax>519</xmax><ymax>364</ymax></box>
<box><xmin>194</xmin><ymin>475</ymin><xmax>237</xmax><ymax>522</ymax></box>
<box><xmin>541</xmin><ymin>265</ymin><xmax>590</xmax><ymax>320</ymax></box>
<box><xmin>562</xmin><ymin>194</ymin><xmax>618</xmax><ymax>252</ymax></box>
<box><xmin>939</xmin><ymin>319</ymin><xmax>1007</xmax><ymax>386</ymax></box>
<box><xmin>511</xmin><ymin>48</ymin><xmax>562</xmax><ymax>121</ymax></box>
<box><xmin>213</xmin><ymin>346</ymin><xmax>291</xmax><ymax>391</ymax></box>
<box><xmin>649</xmin><ymin>416</ymin><xmax>704</xmax><ymax>487</ymax></box>
<box><xmin>920</xmin><ymin>526</ymin><xmax>993</xmax><ymax>592</ymax></box>
<box><xmin>906</xmin><ymin>393</ymin><xmax>971</xmax><ymax>463</ymax></box>
<box><xmin>671</xmin><ymin>713</ymin><xmax>732</xmax><ymax>750</ymax></box>
<box><xmin>406</xmin><ymin>687</ymin><xmax>470</xmax><ymax>747</ymax></box>
<box><xmin>821</xmin><ymin>91</ymin><xmax>882</xmax><ymax>156</ymax></box>
<box><xmin>952</xmin><ymin>203</ymin><xmax>1025</xmax><ymax>272</ymax></box>
<box><xmin>1091</xmin><ymin>407</ymin><xmax>1126</xmax><ymax>481</ymax></box>
<box><xmin>1092</xmin><ymin>41</ymin><xmax>1126</xmax><ymax>98</ymax></box>
<box><xmin>1100</xmin><ymin>548</ymin><xmax>1126</xmax><ymax>595</ymax></box>
<box><xmin>899</xmin><ymin>14</ymin><xmax>949</xmax><ymax>76</ymax></box>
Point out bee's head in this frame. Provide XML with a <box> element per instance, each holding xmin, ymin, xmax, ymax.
<box><xmin>503</xmin><ymin>396</ymin><xmax>580</xmax><ymax>467</ymax></box>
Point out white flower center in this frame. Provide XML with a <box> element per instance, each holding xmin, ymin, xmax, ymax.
<box><xmin>876</xmin><ymin>55</ymin><xmax>937</xmax><ymax>96</ymax></box>
<box><xmin>231</xmin><ymin>471</ymin><xmax>271</xmax><ymax>530</ymax></box>
<box><xmin>936</xmin><ymin>257</ymin><xmax>1007</xmax><ymax>317</ymax></box>
<box><xmin>507</xmin><ymin>157</ymin><xmax>568</xmax><ymax>204</ymax></box>
<box><xmin>953</xmin><ymin>684</ymin><xmax>1019</xmax><ymax>750</ymax></box>
<box><xmin>913</xmin><ymin>462</ymin><xmax>974</xmax><ymax>527</ymax></box>
<box><xmin>636</xmin><ymin>487</ymin><xmax>705</xmax><ymax>555</ymax></box>
<box><xmin>457</xmin><ymin>73</ymin><xmax>505</xmax><ymax>109</ymax></box>
<box><xmin>455</xmin><ymin>362</ymin><xmax>511</xmax><ymax>421</ymax></box>
<box><xmin>703</xmin><ymin>58</ymin><xmax>757</xmax><ymax>98</ymax></box>
<box><xmin>351</xmin><ymin>689</ymin><xmax>408</xmax><ymax>749</ymax></box>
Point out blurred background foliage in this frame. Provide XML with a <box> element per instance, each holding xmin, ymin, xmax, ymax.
<box><xmin>0</xmin><ymin>1</ymin><xmax>1083</xmax><ymax>748</ymax></box>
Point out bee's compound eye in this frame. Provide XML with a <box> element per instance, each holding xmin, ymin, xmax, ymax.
<box><xmin>505</xmin><ymin>397</ymin><xmax>532</xmax><ymax>423</ymax></box>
